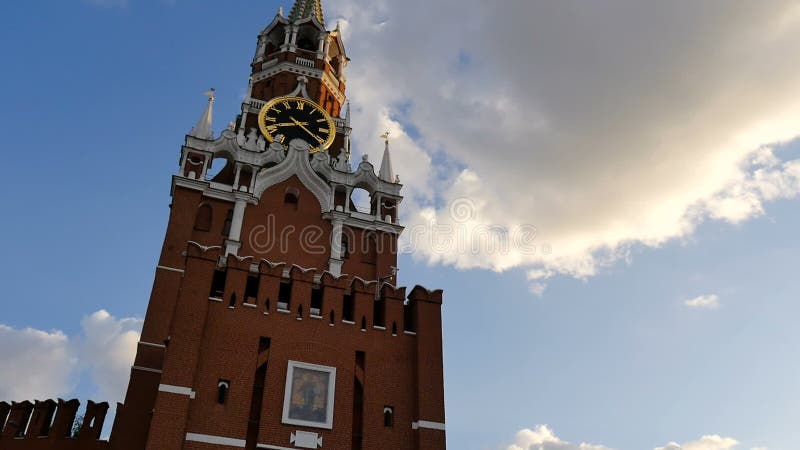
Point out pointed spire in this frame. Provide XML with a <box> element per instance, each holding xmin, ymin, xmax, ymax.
<box><xmin>379</xmin><ymin>131</ymin><xmax>395</xmax><ymax>183</ymax></box>
<box><xmin>288</xmin><ymin>0</ymin><xmax>325</xmax><ymax>25</ymax></box>
<box><xmin>189</xmin><ymin>89</ymin><xmax>215</xmax><ymax>140</ymax></box>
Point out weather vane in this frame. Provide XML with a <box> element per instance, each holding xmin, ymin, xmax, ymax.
<box><xmin>381</xmin><ymin>131</ymin><xmax>390</xmax><ymax>145</ymax></box>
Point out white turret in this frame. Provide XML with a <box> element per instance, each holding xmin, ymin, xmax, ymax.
<box><xmin>189</xmin><ymin>89</ymin><xmax>215</xmax><ymax>140</ymax></box>
<box><xmin>379</xmin><ymin>131</ymin><xmax>395</xmax><ymax>183</ymax></box>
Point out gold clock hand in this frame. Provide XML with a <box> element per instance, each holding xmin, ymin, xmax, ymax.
<box><xmin>290</xmin><ymin>117</ymin><xmax>322</xmax><ymax>141</ymax></box>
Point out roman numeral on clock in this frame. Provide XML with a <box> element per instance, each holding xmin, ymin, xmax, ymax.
<box><xmin>264</xmin><ymin>116</ymin><xmax>277</xmax><ymax>123</ymax></box>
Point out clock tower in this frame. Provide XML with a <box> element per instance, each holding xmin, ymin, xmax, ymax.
<box><xmin>107</xmin><ymin>2</ymin><xmax>447</xmax><ymax>450</ymax></box>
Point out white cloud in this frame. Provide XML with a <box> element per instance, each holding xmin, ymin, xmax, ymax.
<box><xmin>79</xmin><ymin>310</ymin><xmax>143</xmax><ymax>403</ymax></box>
<box><xmin>0</xmin><ymin>325</ymin><xmax>77</xmax><ymax>401</ymax></box>
<box><xmin>328</xmin><ymin>1</ymin><xmax>800</xmax><ymax>284</ymax></box>
<box><xmin>0</xmin><ymin>311</ymin><xmax>141</xmax><ymax>404</ymax></box>
<box><xmin>684</xmin><ymin>294</ymin><xmax>721</xmax><ymax>310</ymax></box>
<box><xmin>505</xmin><ymin>425</ymin><xmax>612</xmax><ymax>450</ymax></box>
<box><xmin>655</xmin><ymin>435</ymin><xmax>739</xmax><ymax>450</ymax></box>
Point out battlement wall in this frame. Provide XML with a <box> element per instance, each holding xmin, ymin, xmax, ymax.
<box><xmin>0</xmin><ymin>399</ymin><xmax>111</xmax><ymax>450</ymax></box>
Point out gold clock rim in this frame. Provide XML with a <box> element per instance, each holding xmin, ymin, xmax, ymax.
<box><xmin>257</xmin><ymin>96</ymin><xmax>337</xmax><ymax>153</ymax></box>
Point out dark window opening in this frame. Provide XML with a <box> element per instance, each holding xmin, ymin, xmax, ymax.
<box><xmin>194</xmin><ymin>204</ymin><xmax>213</xmax><ymax>231</ymax></box>
<box><xmin>210</xmin><ymin>270</ymin><xmax>227</xmax><ymax>299</ymax></box>
<box><xmin>361</xmin><ymin>316</ymin><xmax>367</xmax><ymax>331</ymax></box>
<box><xmin>297</xmin><ymin>304</ymin><xmax>303</xmax><ymax>318</ymax></box>
<box><xmin>245</xmin><ymin>275</ymin><xmax>260</xmax><ymax>304</ymax></box>
<box><xmin>310</xmin><ymin>287</ymin><xmax>323</xmax><ymax>316</ymax></box>
<box><xmin>284</xmin><ymin>187</ymin><xmax>300</xmax><ymax>209</ymax></box>
<box><xmin>343</xmin><ymin>293</ymin><xmax>355</xmax><ymax>322</ymax></box>
<box><xmin>403</xmin><ymin>301</ymin><xmax>417</xmax><ymax>333</ymax></box>
<box><xmin>229</xmin><ymin>293</ymin><xmax>237</xmax><ymax>308</ymax></box>
<box><xmin>383</xmin><ymin>406</ymin><xmax>394</xmax><ymax>427</ymax></box>
<box><xmin>297</xmin><ymin>37</ymin><xmax>315</xmax><ymax>52</ymax></box>
<box><xmin>217</xmin><ymin>380</ymin><xmax>230</xmax><ymax>405</ymax></box>
<box><xmin>222</xmin><ymin>209</ymin><xmax>234</xmax><ymax>237</ymax></box>
<box><xmin>341</xmin><ymin>234</ymin><xmax>351</xmax><ymax>259</ymax></box>
<box><xmin>278</xmin><ymin>281</ymin><xmax>292</xmax><ymax>311</ymax></box>
<box><xmin>330</xmin><ymin>310</ymin><xmax>335</xmax><ymax>325</ymax></box>
<box><xmin>373</xmin><ymin>298</ymin><xmax>386</xmax><ymax>328</ymax></box>
<box><xmin>391</xmin><ymin>322</ymin><xmax>398</xmax><ymax>336</ymax></box>
<box><xmin>265</xmin><ymin>298</ymin><xmax>271</xmax><ymax>313</ymax></box>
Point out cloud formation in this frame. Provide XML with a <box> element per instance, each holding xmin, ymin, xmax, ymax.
<box><xmin>329</xmin><ymin>0</ymin><xmax>800</xmax><ymax>284</ymax></box>
<box><xmin>0</xmin><ymin>325</ymin><xmax>77</xmax><ymax>401</ymax></box>
<box><xmin>79</xmin><ymin>310</ymin><xmax>143</xmax><ymax>403</ymax></box>
<box><xmin>654</xmin><ymin>435</ymin><xmax>739</xmax><ymax>450</ymax></box>
<box><xmin>505</xmin><ymin>425</ymin><xmax>611</xmax><ymax>450</ymax></box>
<box><xmin>0</xmin><ymin>310</ymin><xmax>141</xmax><ymax>403</ymax></box>
<box><xmin>684</xmin><ymin>294</ymin><xmax>721</xmax><ymax>310</ymax></box>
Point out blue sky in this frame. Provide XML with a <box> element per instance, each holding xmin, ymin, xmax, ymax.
<box><xmin>2</xmin><ymin>1</ymin><xmax>800</xmax><ymax>450</ymax></box>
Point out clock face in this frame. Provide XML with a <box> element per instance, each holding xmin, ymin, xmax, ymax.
<box><xmin>257</xmin><ymin>96</ymin><xmax>336</xmax><ymax>153</ymax></box>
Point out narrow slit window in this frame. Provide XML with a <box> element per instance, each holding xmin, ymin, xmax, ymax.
<box><xmin>383</xmin><ymin>406</ymin><xmax>394</xmax><ymax>427</ymax></box>
<box><xmin>217</xmin><ymin>380</ymin><xmax>230</xmax><ymax>404</ymax></box>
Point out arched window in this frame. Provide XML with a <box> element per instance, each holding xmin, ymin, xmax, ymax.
<box><xmin>383</xmin><ymin>406</ymin><xmax>394</xmax><ymax>427</ymax></box>
<box><xmin>362</xmin><ymin>234</ymin><xmax>378</xmax><ymax>264</ymax></box>
<box><xmin>217</xmin><ymin>380</ymin><xmax>230</xmax><ymax>404</ymax></box>
<box><xmin>194</xmin><ymin>204</ymin><xmax>213</xmax><ymax>232</ymax></box>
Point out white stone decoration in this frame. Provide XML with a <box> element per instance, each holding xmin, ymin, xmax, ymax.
<box><xmin>290</xmin><ymin>431</ymin><xmax>323</xmax><ymax>449</ymax></box>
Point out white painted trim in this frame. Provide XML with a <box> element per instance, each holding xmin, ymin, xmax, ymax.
<box><xmin>157</xmin><ymin>265</ymin><xmax>185</xmax><ymax>274</ymax></box>
<box><xmin>257</xmin><ymin>445</ymin><xmax>295</xmax><ymax>450</ymax></box>
<box><xmin>159</xmin><ymin>384</ymin><xmax>196</xmax><ymax>399</ymax></box>
<box><xmin>210</xmin><ymin>297</ymin><xmax>224</xmax><ymax>302</ymax></box>
<box><xmin>412</xmin><ymin>420</ymin><xmax>446</xmax><ymax>431</ymax></box>
<box><xmin>310</xmin><ymin>314</ymin><xmax>323</xmax><ymax>320</ymax></box>
<box><xmin>132</xmin><ymin>366</ymin><xmax>162</xmax><ymax>374</ymax></box>
<box><xmin>404</xmin><ymin>331</ymin><xmax>417</xmax><ymax>336</ymax></box>
<box><xmin>373</xmin><ymin>326</ymin><xmax>386</xmax><ymax>331</ymax></box>
<box><xmin>243</xmin><ymin>303</ymin><xmax>258</xmax><ymax>309</ymax></box>
<box><xmin>342</xmin><ymin>320</ymin><xmax>355</xmax><ymax>325</ymax></box>
<box><xmin>253</xmin><ymin>140</ymin><xmax>332</xmax><ymax>212</ymax></box>
<box><xmin>138</xmin><ymin>341</ymin><xmax>166</xmax><ymax>348</ymax></box>
<box><xmin>186</xmin><ymin>433</ymin><xmax>246</xmax><ymax>447</ymax></box>
<box><xmin>277</xmin><ymin>309</ymin><xmax>291</xmax><ymax>314</ymax></box>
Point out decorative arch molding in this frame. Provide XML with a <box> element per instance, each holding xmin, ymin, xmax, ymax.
<box><xmin>261</xmin><ymin>16</ymin><xmax>290</xmax><ymax>37</ymax></box>
<box><xmin>253</xmin><ymin>139</ymin><xmax>332</xmax><ymax>212</ymax></box>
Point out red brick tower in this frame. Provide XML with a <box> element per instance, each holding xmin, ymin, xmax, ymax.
<box><xmin>109</xmin><ymin>2</ymin><xmax>447</xmax><ymax>450</ymax></box>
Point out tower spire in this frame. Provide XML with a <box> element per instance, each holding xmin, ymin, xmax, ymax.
<box><xmin>189</xmin><ymin>89</ymin><xmax>215</xmax><ymax>140</ymax></box>
<box><xmin>379</xmin><ymin>131</ymin><xmax>395</xmax><ymax>183</ymax></box>
<box><xmin>288</xmin><ymin>0</ymin><xmax>325</xmax><ymax>25</ymax></box>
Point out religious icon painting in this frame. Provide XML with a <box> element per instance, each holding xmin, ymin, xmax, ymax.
<box><xmin>282</xmin><ymin>361</ymin><xmax>337</xmax><ymax>429</ymax></box>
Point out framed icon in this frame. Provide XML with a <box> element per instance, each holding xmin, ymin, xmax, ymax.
<box><xmin>282</xmin><ymin>361</ymin><xmax>337</xmax><ymax>429</ymax></box>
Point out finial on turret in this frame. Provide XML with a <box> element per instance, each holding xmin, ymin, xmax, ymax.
<box><xmin>278</xmin><ymin>6</ymin><xmax>284</xmax><ymax>17</ymax></box>
<box><xmin>189</xmin><ymin>88</ymin><xmax>215</xmax><ymax>140</ymax></box>
<box><xmin>379</xmin><ymin>131</ymin><xmax>395</xmax><ymax>183</ymax></box>
<box><xmin>345</xmin><ymin>101</ymin><xmax>351</xmax><ymax>127</ymax></box>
